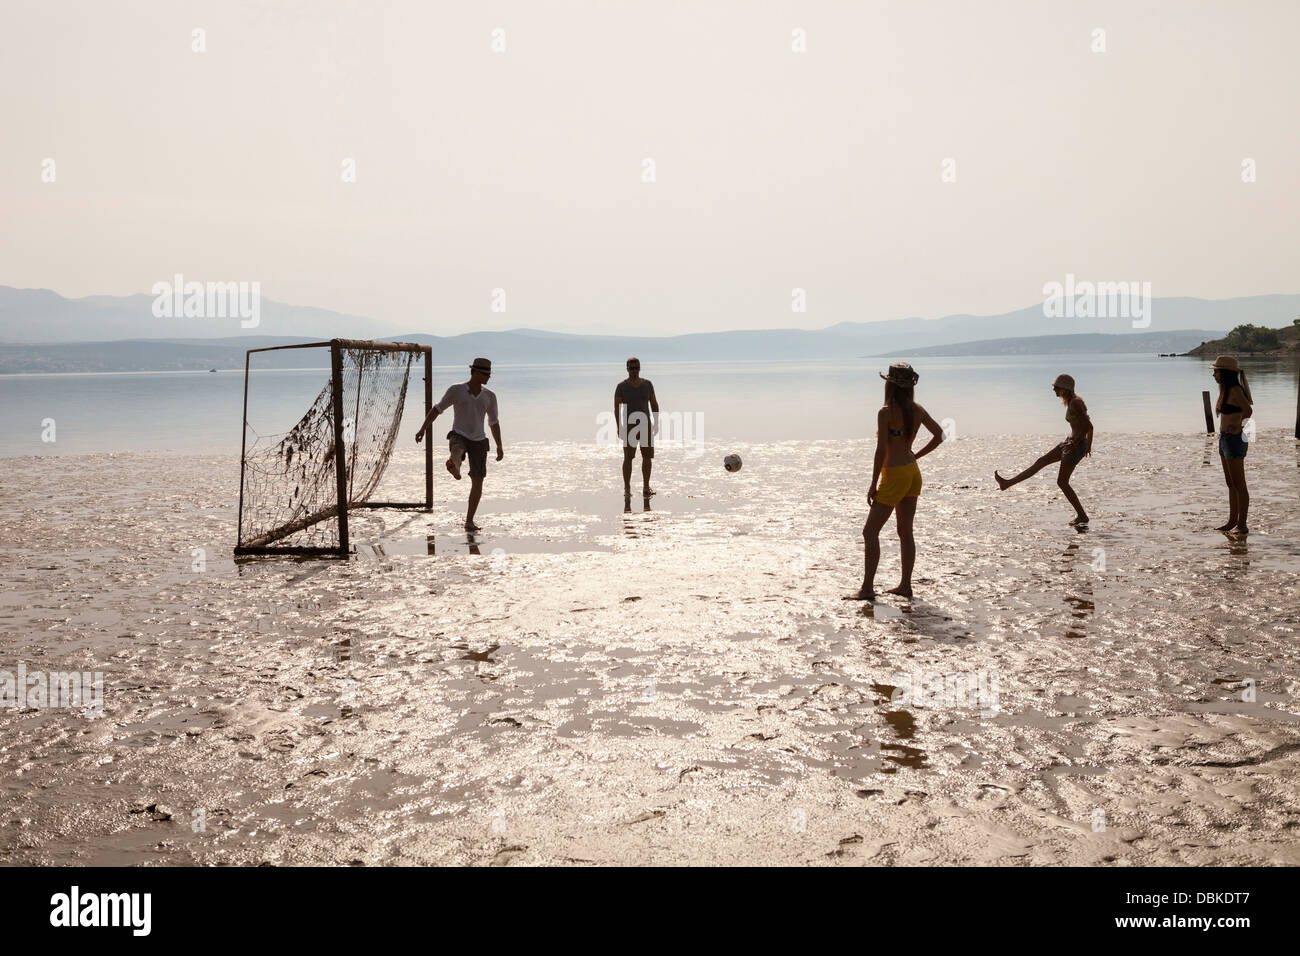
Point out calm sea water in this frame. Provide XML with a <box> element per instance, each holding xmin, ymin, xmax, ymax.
<box><xmin>2</xmin><ymin>354</ymin><xmax>1298</xmax><ymax>456</ymax></box>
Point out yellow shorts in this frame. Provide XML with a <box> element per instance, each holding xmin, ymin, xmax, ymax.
<box><xmin>876</xmin><ymin>462</ymin><xmax>922</xmax><ymax>507</ymax></box>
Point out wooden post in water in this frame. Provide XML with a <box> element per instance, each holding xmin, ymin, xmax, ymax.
<box><xmin>1202</xmin><ymin>391</ymin><xmax>1214</xmax><ymax>434</ymax></box>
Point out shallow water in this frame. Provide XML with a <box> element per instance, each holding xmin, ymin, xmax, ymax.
<box><xmin>1</xmin><ymin>432</ymin><xmax>1298</xmax><ymax>865</ymax></box>
<box><xmin>4</xmin><ymin>353</ymin><xmax>1299</xmax><ymax>456</ymax></box>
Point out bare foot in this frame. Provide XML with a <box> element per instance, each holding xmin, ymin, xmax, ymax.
<box><xmin>446</xmin><ymin>458</ymin><xmax>462</xmax><ymax>480</ymax></box>
<box><xmin>1233</xmin><ymin>525</ymin><xmax>1249</xmax><ymax>535</ymax></box>
<box><xmin>885</xmin><ymin>584</ymin><xmax>912</xmax><ymax>598</ymax></box>
<box><xmin>994</xmin><ymin>471</ymin><xmax>1010</xmax><ymax>491</ymax></box>
<box><xmin>1215</xmin><ymin>522</ymin><xmax>1236</xmax><ymax>532</ymax></box>
<box><xmin>1070</xmin><ymin>515</ymin><xmax>1089</xmax><ymax>526</ymax></box>
<box><xmin>842</xmin><ymin>587</ymin><xmax>875</xmax><ymax>602</ymax></box>
<box><xmin>464</xmin><ymin>520</ymin><xmax>481</xmax><ymax>532</ymax></box>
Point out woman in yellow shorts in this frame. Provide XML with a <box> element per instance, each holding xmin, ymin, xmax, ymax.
<box><xmin>844</xmin><ymin>363</ymin><xmax>946</xmax><ymax>602</ymax></box>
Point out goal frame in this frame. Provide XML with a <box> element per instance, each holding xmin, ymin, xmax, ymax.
<box><xmin>234</xmin><ymin>338</ymin><xmax>433</xmax><ymax>558</ymax></box>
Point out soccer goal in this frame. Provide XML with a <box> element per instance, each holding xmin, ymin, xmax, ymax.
<box><xmin>235</xmin><ymin>339</ymin><xmax>432</xmax><ymax>557</ymax></box>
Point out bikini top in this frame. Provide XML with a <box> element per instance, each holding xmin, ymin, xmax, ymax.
<box><xmin>884</xmin><ymin>406</ymin><xmax>909</xmax><ymax>437</ymax></box>
<box><xmin>1065</xmin><ymin>401</ymin><xmax>1086</xmax><ymax>424</ymax></box>
<box><xmin>1220</xmin><ymin>388</ymin><xmax>1246</xmax><ymax>415</ymax></box>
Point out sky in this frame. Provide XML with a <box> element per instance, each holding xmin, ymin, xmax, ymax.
<box><xmin>2</xmin><ymin>0</ymin><xmax>1298</xmax><ymax>336</ymax></box>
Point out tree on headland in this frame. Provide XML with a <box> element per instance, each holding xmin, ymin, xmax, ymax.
<box><xmin>1221</xmin><ymin>323</ymin><xmax>1281</xmax><ymax>352</ymax></box>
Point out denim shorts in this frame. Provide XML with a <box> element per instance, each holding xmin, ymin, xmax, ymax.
<box><xmin>1219</xmin><ymin>431</ymin><xmax>1248</xmax><ymax>460</ymax></box>
<box><xmin>1059</xmin><ymin>436</ymin><xmax>1089</xmax><ymax>466</ymax></box>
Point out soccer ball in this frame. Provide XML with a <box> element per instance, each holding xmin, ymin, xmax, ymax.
<box><xmin>723</xmin><ymin>454</ymin><xmax>742</xmax><ymax>472</ymax></box>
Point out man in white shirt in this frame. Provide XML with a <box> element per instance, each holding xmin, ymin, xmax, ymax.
<box><xmin>415</xmin><ymin>357</ymin><xmax>503</xmax><ymax>531</ymax></box>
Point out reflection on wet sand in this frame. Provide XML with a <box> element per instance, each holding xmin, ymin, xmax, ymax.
<box><xmin>1063</xmin><ymin>595</ymin><xmax>1094</xmax><ymax>639</ymax></box>
<box><xmin>1220</xmin><ymin>531</ymin><xmax>1250</xmax><ymax>571</ymax></box>
<box><xmin>623</xmin><ymin>493</ymin><xmax>655</xmax><ymax>537</ymax></box>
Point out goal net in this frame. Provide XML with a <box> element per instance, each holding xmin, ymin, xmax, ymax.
<box><xmin>235</xmin><ymin>339</ymin><xmax>432</xmax><ymax>557</ymax></box>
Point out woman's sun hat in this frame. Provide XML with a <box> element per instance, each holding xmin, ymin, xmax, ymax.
<box><xmin>1052</xmin><ymin>373</ymin><xmax>1076</xmax><ymax>391</ymax></box>
<box><xmin>880</xmin><ymin>363</ymin><xmax>919</xmax><ymax>387</ymax></box>
<box><xmin>1212</xmin><ymin>355</ymin><xmax>1252</xmax><ymax>402</ymax></box>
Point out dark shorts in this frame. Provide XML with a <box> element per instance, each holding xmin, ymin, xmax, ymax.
<box><xmin>1219</xmin><ymin>431</ymin><xmax>1248</xmax><ymax>460</ymax></box>
<box><xmin>449</xmin><ymin>430</ymin><xmax>489</xmax><ymax>478</ymax></box>
<box><xmin>1059</xmin><ymin>436</ymin><xmax>1089</xmax><ymax>466</ymax></box>
<box><xmin>622</xmin><ymin>411</ymin><xmax>654</xmax><ymax>456</ymax></box>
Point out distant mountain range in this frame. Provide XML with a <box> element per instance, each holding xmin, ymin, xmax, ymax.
<box><xmin>881</xmin><ymin>330</ymin><xmax>1223</xmax><ymax>357</ymax></box>
<box><xmin>1</xmin><ymin>286</ymin><xmax>1297</xmax><ymax>373</ymax></box>
<box><xmin>0</xmin><ymin>286</ymin><xmax>401</xmax><ymax>344</ymax></box>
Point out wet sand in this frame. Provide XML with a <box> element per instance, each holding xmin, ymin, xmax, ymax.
<box><xmin>2</xmin><ymin>432</ymin><xmax>1299</xmax><ymax>865</ymax></box>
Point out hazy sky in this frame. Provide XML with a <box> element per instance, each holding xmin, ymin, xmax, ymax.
<box><xmin>3</xmin><ymin>0</ymin><xmax>1297</xmax><ymax>336</ymax></box>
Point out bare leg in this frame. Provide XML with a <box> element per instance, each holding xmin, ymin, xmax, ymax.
<box><xmin>886</xmin><ymin>496</ymin><xmax>917</xmax><ymax>597</ymax></box>
<box><xmin>1227</xmin><ymin>457</ymin><xmax>1248</xmax><ymax>532</ymax></box>
<box><xmin>622</xmin><ymin>449</ymin><xmax>634</xmax><ymax>496</ymax></box>
<box><xmin>641</xmin><ymin>452</ymin><xmax>654</xmax><ymax>497</ymax></box>
<box><xmin>1057</xmin><ymin>457</ymin><xmax>1088</xmax><ymax>524</ymax></box>
<box><xmin>447</xmin><ymin>441</ymin><xmax>465</xmax><ymax>480</ymax></box>
<box><xmin>845</xmin><ymin>502</ymin><xmax>893</xmax><ymax>601</ymax></box>
<box><xmin>466</xmin><ymin>476</ymin><xmax>483</xmax><ymax>531</ymax></box>
<box><xmin>1211</xmin><ymin>455</ymin><xmax>1232</xmax><ymax>530</ymax></box>
<box><xmin>996</xmin><ymin>445</ymin><xmax>1063</xmax><ymax>490</ymax></box>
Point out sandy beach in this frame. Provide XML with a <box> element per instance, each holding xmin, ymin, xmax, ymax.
<box><xmin>2</xmin><ymin>431</ymin><xmax>1298</xmax><ymax>866</ymax></box>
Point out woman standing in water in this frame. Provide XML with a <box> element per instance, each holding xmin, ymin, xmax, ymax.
<box><xmin>1211</xmin><ymin>355</ymin><xmax>1253</xmax><ymax>534</ymax></box>
<box><xmin>994</xmin><ymin>373</ymin><xmax>1093</xmax><ymax>526</ymax></box>
<box><xmin>844</xmin><ymin>363</ymin><xmax>945</xmax><ymax>602</ymax></box>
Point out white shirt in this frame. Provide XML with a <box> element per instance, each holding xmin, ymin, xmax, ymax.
<box><xmin>434</xmin><ymin>382</ymin><xmax>499</xmax><ymax>442</ymax></box>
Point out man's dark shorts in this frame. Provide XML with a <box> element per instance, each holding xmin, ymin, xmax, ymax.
<box><xmin>449</xmin><ymin>430</ymin><xmax>490</xmax><ymax>478</ymax></box>
<box><xmin>623</xmin><ymin>412</ymin><xmax>654</xmax><ymax>458</ymax></box>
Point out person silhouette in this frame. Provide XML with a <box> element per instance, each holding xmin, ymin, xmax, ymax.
<box><xmin>844</xmin><ymin>363</ymin><xmax>946</xmax><ymax>602</ymax></box>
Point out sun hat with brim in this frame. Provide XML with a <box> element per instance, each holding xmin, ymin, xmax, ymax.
<box><xmin>1212</xmin><ymin>355</ymin><xmax>1252</xmax><ymax>403</ymax></box>
<box><xmin>1052</xmin><ymin>373</ymin><xmax>1075</xmax><ymax>391</ymax></box>
<box><xmin>470</xmin><ymin>358</ymin><xmax>492</xmax><ymax>373</ymax></box>
<box><xmin>880</xmin><ymin>363</ymin><xmax>919</xmax><ymax>387</ymax></box>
